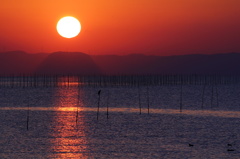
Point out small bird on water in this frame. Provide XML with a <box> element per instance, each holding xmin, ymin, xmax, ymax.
<box><xmin>189</xmin><ymin>144</ymin><xmax>194</xmax><ymax>147</ymax></box>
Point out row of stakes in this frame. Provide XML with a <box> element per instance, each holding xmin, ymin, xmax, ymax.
<box><xmin>26</xmin><ymin>83</ymin><xmax>219</xmax><ymax>130</ymax></box>
<box><xmin>94</xmin><ymin>83</ymin><xmax>218</xmax><ymax>120</ymax></box>
<box><xmin>23</xmin><ymin>85</ymin><xmax>234</xmax><ymax>153</ymax></box>
<box><xmin>95</xmin><ymin>86</ymin><xmax>150</xmax><ymax>121</ymax></box>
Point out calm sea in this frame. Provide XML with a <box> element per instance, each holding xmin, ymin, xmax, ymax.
<box><xmin>0</xmin><ymin>78</ymin><xmax>240</xmax><ymax>158</ymax></box>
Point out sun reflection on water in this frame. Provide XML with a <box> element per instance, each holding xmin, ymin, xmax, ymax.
<box><xmin>49</xmin><ymin>87</ymin><xmax>89</xmax><ymax>159</ymax></box>
<box><xmin>57</xmin><ymin>76</ymin><xmax>81</xmax><ymax>87</ymax></box>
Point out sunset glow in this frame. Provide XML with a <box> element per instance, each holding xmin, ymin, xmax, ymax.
<box><xmin>1</xmin><ymin>0</ymin><xmax>240</xmax><ymax>55</ymax></box>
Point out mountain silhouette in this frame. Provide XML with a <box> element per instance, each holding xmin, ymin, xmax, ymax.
<box><xmin>0</xmin><ymin>51</ymin><xmax>47</xmax><ymax>75</ymax></box>
<box><xmin>92</xmin><ymin>53</ymin><xmax>240</xmax><ymax>75</ymax></box>
<box><xmin>0</xmin><ymin>51</ymin><xmax>240</xmax><ymax>75</ymax></box>
<box><xmin>36</xmin><ymin>52</ymin><xmax>101</xmax><ymax>75</ymax></box>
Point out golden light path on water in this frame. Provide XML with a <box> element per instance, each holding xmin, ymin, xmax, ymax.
<box><xmin>48</xmin><ymin>86</ymin><xmax>89</xmax><ymax>158</ymax></box>
<box><xmin>1</xmin><ymin>107</ymin><xmax>240</xmax><ymax>118</ymax></box>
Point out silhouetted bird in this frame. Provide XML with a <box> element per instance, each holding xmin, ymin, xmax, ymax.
<box><xmin>98</xmin><ymin>90</ymin><xmax>101</xmax><ymax>95</ymax></box>
<box><xmin>227</xmin><ymin>144</ymin><xmax>232</xmax><ymax>147</ymax></box>
<box><xmin>189</xmin><ymin>144</ymin><xmax>194</xmax><ymax>147</ymax></box>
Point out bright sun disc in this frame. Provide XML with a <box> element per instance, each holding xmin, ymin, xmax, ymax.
<box><xmin>57</xmin><ymin>16</ymin><xmax>81</xmax><ymax>38</ymax></box>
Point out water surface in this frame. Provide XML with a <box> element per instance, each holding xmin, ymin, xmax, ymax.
<box><xmin>0</xmin><ymin>84</ymin><xmax>240</xmax><ymax>158</ymax></box>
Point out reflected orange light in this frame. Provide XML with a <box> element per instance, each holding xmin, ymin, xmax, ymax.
<box><xmin>1</xmin><ymin>107</ymin><xmax>240</xmax><ymax>118</ymax></box>
<box><xmin>50</xmin><ymin>87</ymin><xmax>89</xmax><ymax>158</ymax></box>
<box><xmin>57</xmin><ymin>76</ymin><xmax>82</xmax><ymax>87</ymax></box>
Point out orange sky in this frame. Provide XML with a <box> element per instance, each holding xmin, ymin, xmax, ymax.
<box><xmin>0</xmin><ymin>0</ymin><xmax>240</xmax><ymax>55</ymax></box>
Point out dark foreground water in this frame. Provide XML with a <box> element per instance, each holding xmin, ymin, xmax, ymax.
<box><xmin>0</xmin><ymin>85</ymin><xmax>240</xmax><ymax>158</ymax></box>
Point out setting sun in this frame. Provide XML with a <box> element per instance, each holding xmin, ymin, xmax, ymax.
<box><xmin>56</xmin><ymin>16</ymin><xmax>81</xmax><ymax>38</ymax></box>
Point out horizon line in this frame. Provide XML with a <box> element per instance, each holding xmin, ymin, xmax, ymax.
<box><xmin>0</xmin><ymin>50</ymin><xmax>239</xmax><ymax>57</ymax></box>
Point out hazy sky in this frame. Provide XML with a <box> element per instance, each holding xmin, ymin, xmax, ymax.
<box><xmin>1</xmin><ymin>0</ymin><xmax>240</xmax><ymax>55</ymax></box>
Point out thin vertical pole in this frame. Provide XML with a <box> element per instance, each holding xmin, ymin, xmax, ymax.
<box><xmin>211</xmin><ymin>84</ymin><xmax>214</xmax><ymax>108</ymax></box>
<box><xmin>180</xmin><ymin>83</ymin><xmax>183</xmax><ymax>112</ymax></box>
<box><xmin>201</xmin><ymin>84</ymin><xmax>206</xmax><ymax>110</ymax></box>
<box><xmin>147</xmin><ymin>85</ymin><xmax>150</xmax><ymax>114</ymax></box>
<box><xmin>26</xmin><ymin>99</ymin><xmax>30</xmax><ymax>131</ymax></box>
<box><xmin>216</xmin><ymin>84</ymin><xmax>219</xmax><ymax>107</ymax></box>
<box><xmin>107</xmin><ymin>90</ymin><xmax>109</xmax><ymax>119</ymax></box>
<box><xmin>97</xmin><ymin>90</ymin><xmax>101</xmax><ymax>120</ymax></box>
<box><xmin>138</xmin><ymin>85</ymin><xmax>141</xmax><ymax>115</ymax></box>
<box><xmin>68</xmin><ymin>75</ymin><xmax>70</xmax><ymax>87</ymax></box>
<box><xmin>76</xmin><ymin>88</ymin><xmax>80</xmax><ymax>126</ymax></box>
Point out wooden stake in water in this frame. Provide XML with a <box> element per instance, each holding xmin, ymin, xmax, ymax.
<box><xmin>138</xmin><ymin>85</ymin><xmax>141</xmax><ymax>115</ymax></box>
<box><xmin>147</xmin><ymin>85</ymin><xmax>150</xmax><ymax>114</ymax></box>
<box><xmin>97</xmin><ymin>90</ymin><xmax>101</xmax><ymax>120</ymax></box>
<box><xmin>68</xmin><ymin>75</ymin><xmax>70</xmax><ymax>87</ymax></box>
<box><xmin>26</xmin><ymin>101</ymin><xmax>30</xmax><ymax>131</ymax></box>
<box><xmin>211</xmin><ymin>84</ymin><xmax>214</xmax><ymax>108</ymax></box>
<box><xmin>216</xmin><ymin>84</ymin><xmax>219</xmax><ymax>107</ymax></box>
<box><xmin>76</xmin><ymin>88</ymin><xmax>80</xmax><ymax>125</ymax></box>
<box><xmin>180</xmin><ymin>83</ymin><xmax>183</xmax><ymax>112</ymax></box>
<box><xmin>107</xmin><ymin>90</ymin><xmax>109</xmax><ymax>119</ymax></box>
<box><xmin>201</xmin><ymin>84</ymin><xmax>206</xmax><ymax>110</ymax></box>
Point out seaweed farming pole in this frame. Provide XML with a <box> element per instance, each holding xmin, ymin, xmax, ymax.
<box><xmin>67</xmin><ymin>75</ymin><xmax>70</xmax><ymax>87</ymax></box>
<box><xmin>26</xmin><ymin>99</ymin><xmax>30</xmax><ymax>131</ymax></box>
<box><xmin>138</xmin><ymin>84</ymin><xmax>141</xmax><ymax>115</ymax></box>
<box><xmin>76</xmin><ymin>87</ymin><xmax>80</xmax><ymax>126</ymax></box>
<box><xmin>180</xmin><ymin>82</ymin><xmax>183</xmax><ymax>112</ymax></box>
<box><xmin>211</xmin><ymin>84</ymin><xmax>214</xmax><ymax>108</ymax></box>
<box><xmin>201</xmin><ymin>84</ymin><xmax>206</xmax><ymax>110</ymax></box>
<box><xmin>216</xmin><ymin>84</ymin><xmax>219</xmax><ymax>107</ymax></box>
<box><xmin>106</xmin><ymin>90</ymin><xmax>109</xmax><ymax>119</ymax></box>
<box><xmin>97</xmin><ymin>90</ymin><xmax>101</xmax><ymax>120</ymax></box>
<box><xmin>147</xmin><ymin>85</ymin><xmax>150</xmax><ymax>114</ymax></box>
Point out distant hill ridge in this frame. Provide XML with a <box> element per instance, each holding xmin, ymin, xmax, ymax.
<box><xmin>0</xmin><ymin>51</ymin><xmax>240</xmax><ymax>75</ymax></box>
